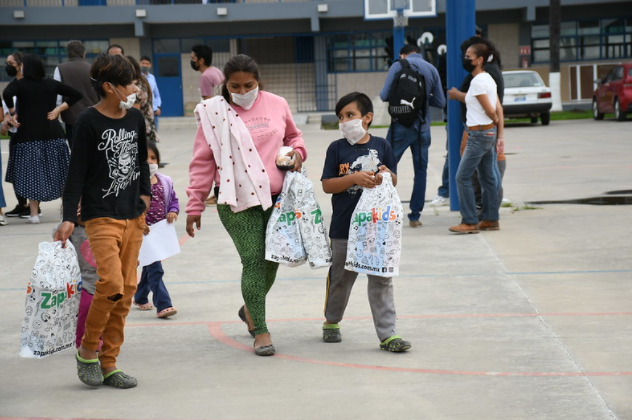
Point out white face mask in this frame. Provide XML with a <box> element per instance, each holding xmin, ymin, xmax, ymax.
<box><xmin>111</xmin><ymin>83</ymin><xmax>136</xmax><ymax>110</ymax></box>
<box><xmin>148</xmin><ymin>163</ymin><xmax>159</xmax><ymax>178</ymax></box>
<box><xmin>339</xmin><ymin>118</ymin><xmax>367</xmax><ymax>145</ymax></box>
<box><xmin>230</xmin><ymin>86</ymin><xmax>259</xmax><ymax>110</ymax></box>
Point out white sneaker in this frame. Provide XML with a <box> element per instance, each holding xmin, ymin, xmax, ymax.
<box><xmin>27</xmin><ymin>215</ymin><xmax>40</xmax><ymax>224</ymax></box>
<box><xmin>0</xmin><ymin>215</ymin><xmax>8</xmax><ymax>226</ymax></box>
<box><xmin>501</xmin><ymin>198</ymin><xmax>512</xmax><ymax>204</ymax></box>
<box><xmin>429</xmin><ymin>196</ymin><xmax>449</xmax><ymax>206</ymax></box>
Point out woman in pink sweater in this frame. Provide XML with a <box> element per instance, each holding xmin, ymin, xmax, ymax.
<box><xmin>186</xmin><ymin>54</ymin><xmax>307</xmax><ymax>356</ymax></box>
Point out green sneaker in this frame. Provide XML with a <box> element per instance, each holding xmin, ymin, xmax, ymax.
<box><xmin>322</xmin><ymin>323</ymin><xmax>341</xmax><ymax>343</ymax></box>
<box><xmin>380</xmin><ymin>335</ymin><xmax>411</xmax><ymax>352</ymax></box>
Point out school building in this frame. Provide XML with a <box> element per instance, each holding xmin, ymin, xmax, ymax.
<box><xmin>1</xmin><ymin>0</ymin><xmax>631</xmax><ymax>116</ymax></box>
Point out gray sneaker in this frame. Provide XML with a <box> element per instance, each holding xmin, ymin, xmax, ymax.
<box><xmin>322</xmin><ymin>323</ymin><xmax>341</xmax><ymax>343</ymax></box>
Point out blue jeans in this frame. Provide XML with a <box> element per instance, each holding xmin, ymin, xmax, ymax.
<box><xmin>134</xmin><ymin>261</ymin><xmax>173</xmax><ymax>312</ymax></box>
<box><xmin>387</xmin><ymin>122</ymin><xmax>431</xmax><ymax>222</ymax></box>
<box><xmin>456</xmin><ymin>127</ymin><xmax>499</xmax><ymax>225</ymax></box>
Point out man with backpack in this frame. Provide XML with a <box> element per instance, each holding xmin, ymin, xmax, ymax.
<box><xmin>380</xmin><ymin>44</ymin><xmax>445</xmax><ymax>227</ymax></box>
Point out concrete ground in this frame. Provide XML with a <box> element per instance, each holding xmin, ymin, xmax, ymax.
<box><xmin>0</xmin><ymin>117</ymin><xmax>631</xmax><ymax>420</ymax></box>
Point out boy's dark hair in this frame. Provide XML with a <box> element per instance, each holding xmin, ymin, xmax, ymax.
<box><xmin>335</xmin><ymin>92</ymin><xmax>374</xmax><ymax>128</ymax></box>
<box><xmin>107</xmin><ymin>44</ymin><xmax>125</xmax><ymax>55</ymax></box>
<box><xmin>147</xmin><ymin>142</ymin><xmax>161</xmax><ymax>165</ymax></box>
<box><xmin>90</xmin><ymin>54</ymin><xmax>135</xmax><ymax>98</ymax></box>
<box><xmin>191</xmin><ymin>44</ymin><xmax>213</xmax><ymax>67</ymax></box>
<box><xmin>399</xmin><ymin>44</ymin><xmax>420</xmax><ymax>56</ymax></box>
<box><xmin>22</xmin><ymin>54</ymin><xmax>46</xmax><ymax>81</ymax></box>
<box><xmin>66</xmin><ymin>40</ymin><xmax>85</xmax><ymax>60</ymax></box>
<box><xmin>221</xmin><ymin>54</ymin><xmax>263</xmax><ymax>102</ymax></box>
<box><xmin>140</xmin><ymin>55</ymin><xmax>151</xmax><ymax>63</ymax></box>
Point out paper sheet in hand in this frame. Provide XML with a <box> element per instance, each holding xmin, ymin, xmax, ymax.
<box><xmin>138</xmin><ymin>219</ymin><xmax>181</xmax><ymax>267</ymax></box>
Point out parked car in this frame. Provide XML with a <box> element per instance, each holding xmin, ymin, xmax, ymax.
<box><xmin>502</xmin><ymin>70</ymin><xmax>553</xmax><ymax>125</ymax></box>
<box><xmin>592</xmin><ymin>63</ymin><xmax>632</xmax><ymax>121</ymax></box>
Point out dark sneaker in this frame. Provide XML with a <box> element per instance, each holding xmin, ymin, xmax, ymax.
<box><xmin>5</xmin><ymin>204</ymin><xmax>28</xmax><ymax>217</ymax></box>
<box><xmin>380</xmin><ymin>336</ymin><xmax>411</xmax><ymax>352</ymax></box>
<box><xmin>322</xmin><ymin>323</ymin><xmax>341</xmax><ymax>343</ymax></box>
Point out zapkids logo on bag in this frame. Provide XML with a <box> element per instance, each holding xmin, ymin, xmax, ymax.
<box><xmin>277</xmin><ymin>210</ymin><xmax>302</xmax><ymax>225</ymax></box>
<box><xmin>352</xmin><ymin>206</ymin><xmax>397</xmax><ymax>226</ymax></box>
<box><xmin>38</xmin><ymin>281</ymin><xmax>79</xmax><ymax>310</ymax></box>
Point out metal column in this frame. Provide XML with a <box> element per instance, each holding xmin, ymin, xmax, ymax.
<box><xmin>446</xmin><ymin>0</ymin><xmax>475</xmax><ymax>211</ymax></box>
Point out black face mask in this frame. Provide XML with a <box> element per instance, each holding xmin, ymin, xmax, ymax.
<box><xmin>190</xmin><ymin>60</ymin><xmax>199</xmax><ymax>71</ymax></box>
<box><xmin>461</xmin><ymin>57</ymin><xmax>476</xmax><ymax>73</ymax></box>
<box><xmin>5</xmin><ymin>65</ymin><xmax>17</xmax><ymax>78</ymax></box>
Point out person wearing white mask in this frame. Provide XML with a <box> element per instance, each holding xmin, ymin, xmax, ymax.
<box><xmin>185</xmin><ymin>54</ymin><xmax>306</xmax><ymax>357</ymax></box>
<box><xmin>55</xmin><ymin>53</ymin><xmax>150</xmax><ymax>389</ymax></box>
<box><xmin>320</xmin><ymin>92</ymin><xmax>410</xmax><ymax>353</ymax></box>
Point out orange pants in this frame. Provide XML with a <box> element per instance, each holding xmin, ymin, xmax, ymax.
<box><xmin>83</xmin><ymin>215</ymin><xmax>145</xmax><ymax>369</ymax></box>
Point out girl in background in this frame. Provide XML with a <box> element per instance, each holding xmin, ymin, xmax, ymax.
<box><xmin>133</xmin><ymin>142</ymin><xmax>178</xmax><ymax>318</ymax></box>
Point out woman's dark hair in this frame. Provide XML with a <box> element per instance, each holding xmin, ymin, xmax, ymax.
<box><xmin>8</xmin><ymin>51</ymin><xmax>24</xmax><ymax>66</ymax></box>
<box><xmin>335</xmin><ymin>92</ymin><xmax>374</xmax><ymax>127</ymax></box>
<box><xmin>90</xmin><ymin>53</ymin><xmax>135</xmax><ymax>98</ymax></box>
<box><xmin>126</xmin><ymin>55</ymin><xmax>152</xmax><ymax>103</ymax></box>
<box><xmin>147</xmin><ymin>141</ymin><xmax>161</xmax><ymax>165</ymax></box>
<box><xmin>468</xmin><ymin>43</ymin><xmax>492</xmax><ymax>65</ymax></box>
<box><xmin>221</xmin><ymin>54</ymin><xmax>263</xmax><ymax>102</ymax></box>
<box><xmin>462</xmin><ymin>36</ymin><xmax>502</xmax><ymax>69</ymax></box>
<box><xmin>22</xmin><ymin>54</ymin><xmax>46</xmax><ymax>81</ymax></box>
<box><xmin>192</xmin><ymin>44</ymin><xmax>213</xmax><ymax>67</ymax></box>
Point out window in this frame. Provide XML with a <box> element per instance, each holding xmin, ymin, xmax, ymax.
<box><xmin>326</xmin><ymin>29</ymin><xmax>420</xmax><ymax>73</ymax></box>
<box><xmin>327</xmin><ymin>32</ymin><xmax>391</xmax><ymax>73</ymax></box>
<box><xmin>0</xmin><ymin>39</ymin><xmax>107</xmax><ymax>82</ymax></box>
<box><xmin>531</xmin><ymin>17</ymin><xmax>632</xmax><ymax>63</ymax></box>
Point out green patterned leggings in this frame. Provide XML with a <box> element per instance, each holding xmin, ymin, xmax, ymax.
<box><xmin>217</xmin><ymin>204</ymin><xmax>279</xmax><ymax>335</ymax></box>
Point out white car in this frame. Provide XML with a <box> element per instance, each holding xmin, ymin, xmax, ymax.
<box><xmin>502</xmin><ymin>71</ymin><xmax>553</xmax><ymax>125</ymax></box>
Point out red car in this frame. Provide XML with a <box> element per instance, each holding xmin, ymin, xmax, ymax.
<box><xmin>592</xmin><ymin>63</ymin><xmax>632</xmax><ymax>121</ymax></box>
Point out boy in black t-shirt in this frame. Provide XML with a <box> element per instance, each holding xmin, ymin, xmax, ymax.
<box><xmin>54</xmin><ymin>54</ymin><xmax>151</xmax><ymax>388</ymax></box>
<box><xmin>320</xmin><ymin>92</ymin><xmax>411</xmax><ymax>352</ymax></box>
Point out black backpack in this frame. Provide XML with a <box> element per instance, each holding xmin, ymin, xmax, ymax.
<box><xmin>387</xmin><ymin>59</ymin><xmax>427</xmax><ymax>127</ymax></box>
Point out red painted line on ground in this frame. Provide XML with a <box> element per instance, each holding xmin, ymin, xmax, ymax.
<box><xmin>205</xmin><ymin>322</ymin><xmax>632</xmax><ymax>377</ymax></box>
<box><xmin>178</xmin><ymin>233</ymin><xmax>190</xmax><ymax>247</ymax></box>
<box><xmin>124</xmin><ymin>312</ymin><xmax>632</xmax><ymax>376</ymax></box>
<box><xmin>126</xmin><ymin>311</ymin><xmax>632</xmax><ymax>329</ymax></box>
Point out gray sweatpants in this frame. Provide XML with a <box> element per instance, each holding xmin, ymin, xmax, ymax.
<box><xmin>324</xmin><ymin>238</ymin><xmax>397</xmax><ymax>342</ymax></box>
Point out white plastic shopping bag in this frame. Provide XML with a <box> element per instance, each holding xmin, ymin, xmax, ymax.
<box><xmin>265</xmin><ymin>171</ymin><xmax>307</xmax><ymax>267</ymax></box>
<box><xmin>19</xmin><ymin>241</ymin><xmax>81</xmax><ymax>358</ymax></box>
<box><xmin>345</xmin><ymin>172</ymin><xmax>403</xmax><ymax>277</ymax></box>
<box><xmin>293</xmin><ymin>169</ymin><xmax>332</xmax><ymax>269</ymax></box>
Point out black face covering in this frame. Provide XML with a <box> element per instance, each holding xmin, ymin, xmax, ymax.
<box><xmin>461</xmin><ymin>57</ymin><xmax>476</xmax><ymax>73</ymax></box>
<box><xmin>5</xmin><ymin>65</ymin><xmax>17</xmax><ymax>78</ymax></box>
<box><xmin>190</xmin><ymin>60</ymin><xmax>199</xmax><ymax>71</ymax></box>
